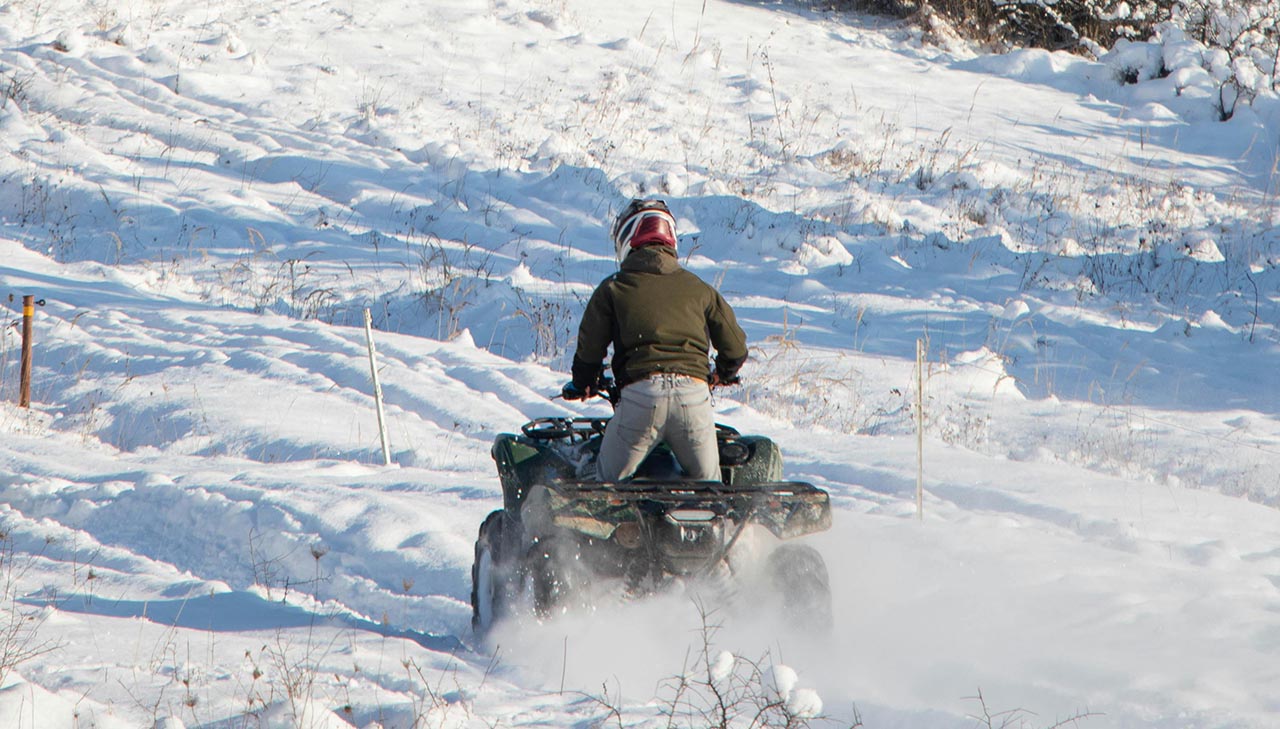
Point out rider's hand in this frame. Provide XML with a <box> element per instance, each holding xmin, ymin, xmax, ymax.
<box><xmin>709</xmin><ymin>370</ymin><xmax>741</xmax><ymax>387</ymax></box>
<box><xmin>561</xmin><ymin>381</ymin><xmax>595</xmax><ymax>401</ymax></box>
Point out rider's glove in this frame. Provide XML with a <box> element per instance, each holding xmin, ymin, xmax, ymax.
<box><xmin>709</xmin><ymin>370</ymin><xmax>741</xmax><ymax>387</ymax></box>
<box><xmin>561</xmin><ymin>381</ymin><xmax>595</xmax><ymax>401</ymax></box>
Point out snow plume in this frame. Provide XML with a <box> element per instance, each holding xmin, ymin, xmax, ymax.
<box><xmin>472</xmin><ymin>524</ymin><xmax>844</xmax><ymax>724</ymax></box>
<box><xmin>484</xmin><ymin>589</ymin><xmax>833</xmax><ymax>727</ymax></box>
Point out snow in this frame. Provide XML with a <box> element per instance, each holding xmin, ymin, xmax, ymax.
<box><xmin>0</xmin><ymin>0</ymin><xmax>1278</xmax><ymax>727</ymax></box>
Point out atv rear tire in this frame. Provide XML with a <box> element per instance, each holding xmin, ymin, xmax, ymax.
<box><xmin>766</xmin><ymin>544</ymin><xmax>833</xmax><ymax>634</ymax></box>
<box><xmin>471</xmin><ymin>510</ymin><xmax>516</xmax><ymax>636</ymax></box>
<box><xmin>528</xmin><ymin>537</ymin><xmax>590</xmax><ymax>618</ymax></box>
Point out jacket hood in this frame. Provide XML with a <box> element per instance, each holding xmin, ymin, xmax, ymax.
<box><xmin>620</xmin><ymin>244</ymin><xmax>680</xmax><ymax>274</ymax></box>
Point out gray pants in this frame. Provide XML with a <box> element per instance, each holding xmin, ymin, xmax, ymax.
<box><xmin>597</xmin><ymin>374</ymin><xmax>720</xmax><ymax>482</ymax></box>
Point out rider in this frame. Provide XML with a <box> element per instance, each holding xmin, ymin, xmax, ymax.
<box><xmin>561</xmin><ymin>198</ymin><xmax>748</xmax><ymax>481</ymax></box>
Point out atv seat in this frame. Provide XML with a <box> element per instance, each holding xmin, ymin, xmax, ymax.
<box><xmin>632</xmin><ymin>446</ymin><xmax>683</xmax><ymax>480</ymax></box>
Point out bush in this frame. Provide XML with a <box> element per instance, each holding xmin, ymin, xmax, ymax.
<box><xmin>819</xmin><ymin>0</ymin><xmax>1178</xmax><ymax>49</ymax></box>
<box><xmin>816</xmin><ymin>0</ymin><xmax>1279</xmax><ymax>117</ymax></box>
<box><xmin>1175</xmin><ymin>0</ymin><xmax>1280</xmax><ymax>117</ymax></box>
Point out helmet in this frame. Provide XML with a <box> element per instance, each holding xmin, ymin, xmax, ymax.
<box><xmin>611</xmin><ymin>198</ymin><xmax>676</xmax><ymax>264</ymax></box>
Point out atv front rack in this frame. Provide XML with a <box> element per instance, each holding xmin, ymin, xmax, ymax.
<box><xmin>538</xmin><ymin>480</ymin><xmax>831</xmax><ymax>541</ymax></box>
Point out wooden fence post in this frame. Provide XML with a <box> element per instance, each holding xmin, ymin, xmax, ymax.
<box><xmin>19</xmin><ymin>295</ymin><xmax>33</xmax><ymax>408</ymax></box>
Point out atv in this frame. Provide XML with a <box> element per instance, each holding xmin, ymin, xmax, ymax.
<box><xmin>469</xmin><ymin>381</ymin><xmax>833</xmax><ymax>637</ymax></box>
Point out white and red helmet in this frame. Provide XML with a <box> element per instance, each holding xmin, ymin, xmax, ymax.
<box><xmin>610</xmin><ymin>198</ymin><xmax>677</xmax><ymax>264</ymax></box>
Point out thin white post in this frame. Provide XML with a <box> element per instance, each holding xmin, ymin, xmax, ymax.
<box><xmin>916</xmin><ymin>338</ymin><xmax>924</xmax><ymax>521</ymax></box>
<box><xmin>364</xmin><ymin>308</ymin><xmax>392</xmax><ymax>466</ymax></box>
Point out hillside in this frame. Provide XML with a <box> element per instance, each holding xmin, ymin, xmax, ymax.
<box><xmin>1</xmin><ymin>0</ymin><xmax>1279</xmax><ymax>727</ymax></box>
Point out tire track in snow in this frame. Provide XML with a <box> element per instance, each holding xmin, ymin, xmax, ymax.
<box><xmin>0</xmin><ymin>443</ymin><xmax>489</xmax><ymax>647</ymax></box>
<box><xmin>0</xmin><ymin>288</ymin><xmax>536</xmax><ymax>649</ymax></box>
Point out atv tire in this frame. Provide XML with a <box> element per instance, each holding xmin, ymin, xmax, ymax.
<box><xmin>528</xmin><ymin>537</ymin><xmax>589</xmax><ymax>618</ymax></box>
<box><xmin>471</xmin><ymin>510</ymin><xmax>516</xmax><ymax>636</ymax></box>
<box><xmin>766</xmin><ymin>544</ymin><xmax>833</xmax><ymax>634</ymax></box>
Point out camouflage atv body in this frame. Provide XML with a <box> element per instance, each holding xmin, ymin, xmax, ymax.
<box><xmin>469</xmin><ymin>416</ymin><xmax>833</xmax><ymax>635</ymax></box>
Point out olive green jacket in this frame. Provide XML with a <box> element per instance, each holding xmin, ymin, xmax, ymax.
<box><xmin>571</xmin><ymin>246</ymin><xmax>748</xmax><ymax>389</ymax></box>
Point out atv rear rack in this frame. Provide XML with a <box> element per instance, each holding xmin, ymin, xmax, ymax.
<box><xmin>539</xmin><ymin>480</ymin><xmax>831</xmax><ymax>541</ymax></box>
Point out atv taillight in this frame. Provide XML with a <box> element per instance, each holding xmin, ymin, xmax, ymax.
<box><xmin>667</xmin><ymin>509</ymin><xmax>717</xmax><ymax>522</ymax></box>
<box><xmin>657</xmin><ymin>510</ymin><xmax>725</xmax><ymax>574</ymax></box>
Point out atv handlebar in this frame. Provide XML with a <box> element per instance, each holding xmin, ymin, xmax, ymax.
<box><xmin>559</xmin><ymin>369</ymin><xmax>739</xmax><ymax>407</ymax></box>
<box><xmin>558</xmin><ymin>375</ymin><xmax>621</xmax><ymax>406</ymax></box>
<box><xmin>521</xmin><ymin>415</ymin><xmax>741</xmax><ymax>442</ymax></box>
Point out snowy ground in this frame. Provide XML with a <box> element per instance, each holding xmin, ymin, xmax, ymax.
<box><xmin>1</xmin><ymin>0</ymin><xmax>1279</xmax><ymax>727</ymax></box>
